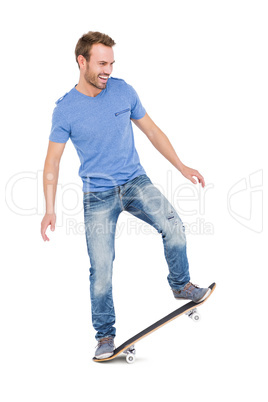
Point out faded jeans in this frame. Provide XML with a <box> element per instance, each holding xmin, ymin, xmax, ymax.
<box><xmin>83</xmin><ymin>174</ymin><xmax>190</xmax><ymax>340</ymax></box>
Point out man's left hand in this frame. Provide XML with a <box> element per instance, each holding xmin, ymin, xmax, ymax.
<box><xmin>180</xmin><ymin>165</ymin><xmax>205</xmax><ymax>188</ymax></box>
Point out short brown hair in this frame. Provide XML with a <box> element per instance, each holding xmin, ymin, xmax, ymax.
<box><xmin>75</xmin><ymin>31</ymin><xmax>116</xmax><ymax>67</ymax></box>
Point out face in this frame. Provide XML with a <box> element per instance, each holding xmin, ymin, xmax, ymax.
<box><xmin>83</xmin><ymin>43</ymin><xmax>115</xmax><ymax>90</ymax></box>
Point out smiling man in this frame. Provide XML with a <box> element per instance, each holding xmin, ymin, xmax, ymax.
<box><xmin>41</xmin><ymin>31</ymin><xmax>211</xmax><ymax>359</ymax></box>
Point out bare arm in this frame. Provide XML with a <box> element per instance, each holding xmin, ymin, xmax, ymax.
<box><xmin>41</xmin><ymin>141</ymin><xmax>66</xmax><ymax>241</ymax></box>
<box><xmin>132</xmin><ymin>113</ymin><xmax>205</xmax><ymax>187</ymax></box>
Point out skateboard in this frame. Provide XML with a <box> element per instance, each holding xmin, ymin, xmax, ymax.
<box><xmin>93</xmin><ymin>282</ymin><xmax>216</xmax><ymax>363</ymax></box>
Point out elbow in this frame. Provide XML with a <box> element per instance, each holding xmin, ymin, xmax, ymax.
<box><xmin>146</xmin><ymin>124</ymin><xmax>162</xmax><ymax>142</ymax></box>
<box><xmin>44</xmin><ymin>157</ymin><xmax>60</xmax><ymax>171</ymax></box>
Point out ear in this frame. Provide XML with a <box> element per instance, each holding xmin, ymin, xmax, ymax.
<box><xmin>77</xmin><ymin>55</ymin><xmax>87</xmax><ymax>69</ymax></box>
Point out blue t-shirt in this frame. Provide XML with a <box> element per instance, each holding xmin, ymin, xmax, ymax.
<box><xmin>49</xmin><ymin>77</ymin><xmax>146</xmax><ymax>192</ymax></box>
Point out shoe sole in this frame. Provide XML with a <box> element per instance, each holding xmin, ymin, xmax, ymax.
<box><xmin>197</xmin><ymin>288</ymin><xmax>211</xmax><ymax>302</ymax></box>
<box><xmin>174</xmin><ymin>288</ymin><xmax>211</xmax><ymax>303</ymax></box>
<box><xmin>95</xmin><ymin>351</ymin><xmax>114</xmax><ymax>359</ymax></box>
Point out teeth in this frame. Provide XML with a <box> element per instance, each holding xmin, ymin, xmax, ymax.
<box><xmin>99</xmin><ymin>76</ymin><xmax>108</xmax><ymax>79</ymax></box>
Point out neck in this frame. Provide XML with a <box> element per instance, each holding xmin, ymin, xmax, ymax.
<box><xmin>75</xmin><ymin>77</ymin><xmax>103</xmax><ymax>98</ymax></box>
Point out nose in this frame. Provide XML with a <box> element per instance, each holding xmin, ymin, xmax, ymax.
<box><xmin>104</xmin><ymin>64</ymin><xmax>113</xmax><ymax>76</ymax></box>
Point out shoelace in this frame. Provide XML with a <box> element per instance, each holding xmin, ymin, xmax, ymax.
<box><xmin>183</xmin><ymin>282</ymin><xmax>199</xmax><ymax>295</ymax></box>
<box><xmin>97</xmin><ymin>337</ymin><xmax>114</xmax><ymax>347</ymax></box>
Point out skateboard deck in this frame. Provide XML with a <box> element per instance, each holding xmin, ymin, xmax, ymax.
<box><xmin>93</xmin><ymin>282</ymin><xmax>216</xmax><ymax>363</ymax></box>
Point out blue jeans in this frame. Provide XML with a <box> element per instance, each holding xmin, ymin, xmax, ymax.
<box><xmin>83</xmin><ymin>174</ymin><xmax>190</xmax><ymax>340</ymax></box>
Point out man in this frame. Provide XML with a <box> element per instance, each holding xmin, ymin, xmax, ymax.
<box><xmin>41</xmin><ymin>31</ymin><xmax>211</xmax><ymax>359</ymax></box>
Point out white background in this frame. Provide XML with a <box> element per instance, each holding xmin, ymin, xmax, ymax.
<box><xmin>1</xmin><ymin>0</ymin><xmax>267</xmax><ymax>400</ymax></box>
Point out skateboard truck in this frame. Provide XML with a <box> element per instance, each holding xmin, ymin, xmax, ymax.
<box><xmin>185</xmin><ymin>308</ymin><xmax>201</xmax><ymax>322</ymax></box>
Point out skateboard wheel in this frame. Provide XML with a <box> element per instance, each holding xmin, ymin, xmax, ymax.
<box><xmin>126</xmin><ymin>353</ymin><xmax>136</xmax><ymax>364</ymax></box>
<box><xmin>191</xmin><ymin>312</ymin><xmax>200</xmax><ymax>322</ymax></box>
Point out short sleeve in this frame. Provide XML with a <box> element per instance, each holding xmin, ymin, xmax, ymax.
<box><xmin>128</xmin><ymin>85</ymin><xmax>146</xmax><ymax>120</ymax></box>
<box><xmin>49</xmin><ymin>106</ymin><xmax>70</xmax><ymax>143</ymax></box>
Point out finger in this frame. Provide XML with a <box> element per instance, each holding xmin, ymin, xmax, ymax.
<box><xmin>195</xmin><ymin>172</ymin><xmax>205</xmax><ymax>188</ymax></box>
<box><xmin>198</xmin><ymin>176</ymin><xmax>205</xmax><ymax>188</ymax></box>
<box><xmin>41</xmin><ymin>223</ymin><xmax>50</xmax><ymax>241</ymax></box>
<box><xmin>188</xmin><ymin>171</ymin><xmax>198</xmax><ymax>185</ymax></box>
<box><xmin>41</xmin><ymin>231</ymin><xmax>50</xmax><ymax>241</ymax></box>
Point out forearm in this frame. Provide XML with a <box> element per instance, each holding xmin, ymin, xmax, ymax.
<box><xmin>147</xmin><ymin>125</ymin><xmax>185</xmax><ymax>172</ymax></box>
<box><xmin>43</xmin><ymin>159</ymin><xmax>59</xmax><ymax>214</ymax></box>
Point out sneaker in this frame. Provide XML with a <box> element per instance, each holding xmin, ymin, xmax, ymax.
<box><xmin>172</xmin><ymin>282</ymin><xmax>211</xmax><ymax>303</ymax></box>
<box><xmin>95</xmin><ymin>336</ymin><xmax>115</xmax><ymax>359</ymax></box>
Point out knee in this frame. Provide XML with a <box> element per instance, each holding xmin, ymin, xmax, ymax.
<box><xmin>90</xmin><ymin>265</ymin><xmax>112</xmax><ymax>297</ymax></box>
<box><xmin>161</xmin><ymin>212</ymin><xmax>187</xmax><ymax>247</ymax></box>
<box><xmin>89</xmin><ymin>253</ymin><xmax>114</xmax><ymax>297</ymax></box>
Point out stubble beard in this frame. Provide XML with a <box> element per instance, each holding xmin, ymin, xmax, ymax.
<box><xmin>84</xmin><ymin>66</ymin><xmax>107</xmax><ymax>90</ymax></box>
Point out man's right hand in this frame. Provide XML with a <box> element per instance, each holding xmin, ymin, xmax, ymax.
<box><xmin>41</xmin><ymin>141</ymin><xmax>66</xmax><ymax>242</ymax></box>
<box><xmin>41</xmin><ymin>213</ymin><xmax>56</xmax><ymax>241</ymax></box>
